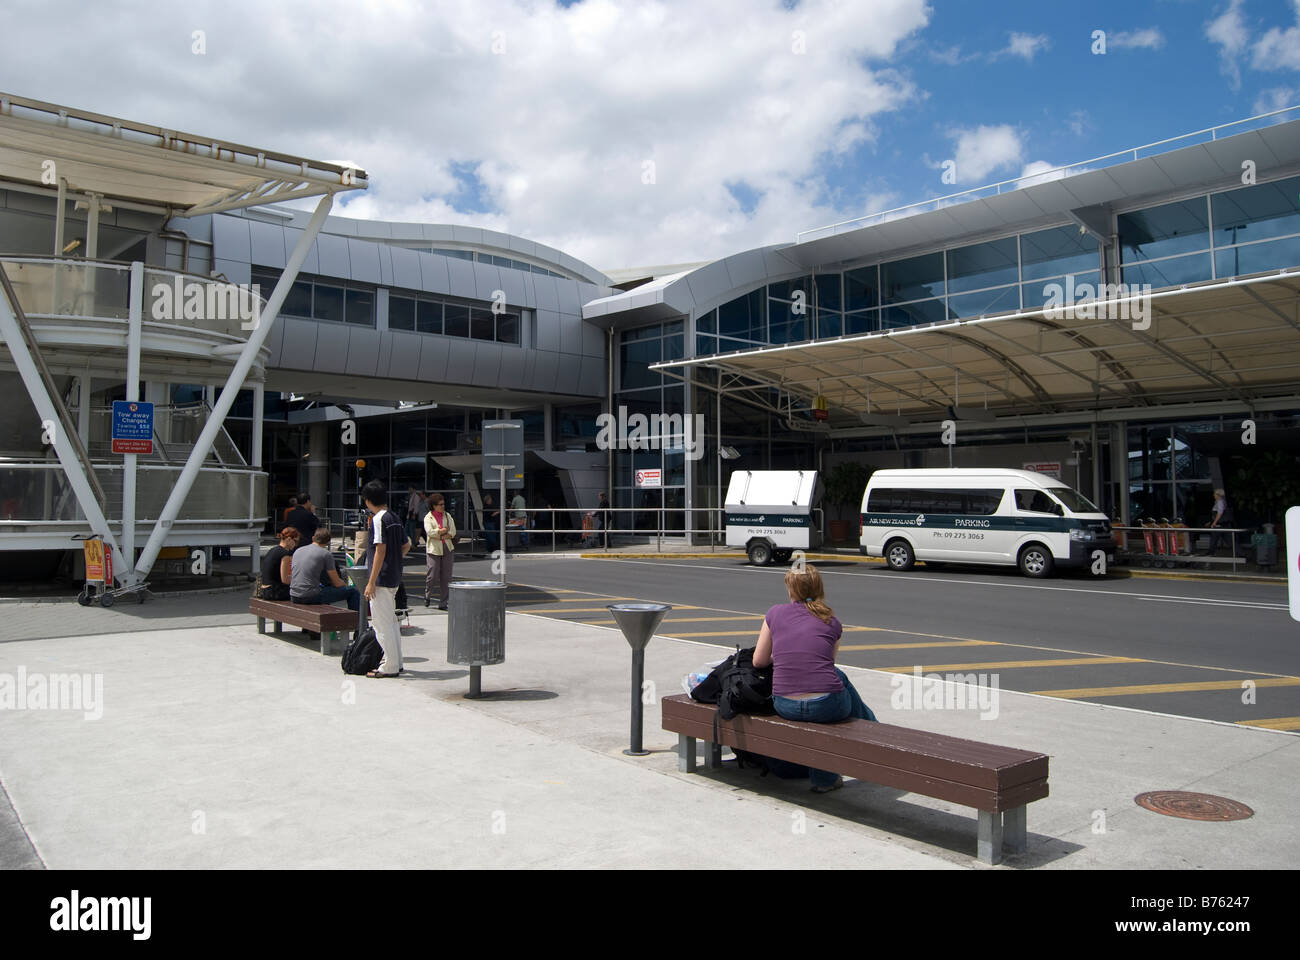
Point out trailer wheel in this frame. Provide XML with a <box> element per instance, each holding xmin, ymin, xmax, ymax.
<box><xmin>884</xmin><ymin>539</ymin><xmax>915</xmax><ymax>571</ymax></box>
<box><xmin>1018</xmin><ymin>543</ymin><xmax>1054</xmax><ymax>578</ymax></box>
<box><xmin>747</xmin><ymin>540</ymin><xmax>773</xmax><ymax>566</ymax></box>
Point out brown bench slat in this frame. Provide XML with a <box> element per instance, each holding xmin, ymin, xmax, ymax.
<box><xmin>663</xmin><ymin>694</ymin><xmax>1046</xmax><ymax>793</ymax></box>
<box><xmin>249</xmin><ymin>598</ymin><xmax>355</xmax><ymax>631</ymax></box>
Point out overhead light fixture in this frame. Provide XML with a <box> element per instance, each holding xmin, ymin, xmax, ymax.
<box><xmin>719</xmin><ymin>445</ymin><xmax>740</xmax><ymax>460</ymax></box>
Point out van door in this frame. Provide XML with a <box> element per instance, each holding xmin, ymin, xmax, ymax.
<box><xmin>1012</xmin><ymin>488</ymin><xmax>1066</xmax><ymax>559</ymax></box>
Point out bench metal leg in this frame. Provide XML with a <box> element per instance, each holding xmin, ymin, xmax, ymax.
<box><xmin>256</xmin><ymin>617</ymin><xmax>266</xmax><ymax>635</ymax></box>
<box><xmin>678</xmin><ymin>734</ymin><xmax>697</xmax><ymax>772</ymax></box>
<box><xmin>320</xmin><ymin>631</ymin><xmax>335</xmax><ymax>655</ymax></box>
<box><xmin>977</xmin><ymin>810</ymin><xmax>1004</xmax><ymax>865</ymax></box>
<box><xmin>273</xmin><ymin>621</ymin><xmax>283</xmax><ymax>635</ymax></box>
<box><xmin>1003</xmin><ymin>806</ymin><xmax>1027</xmax><ymax>855</ymax></box>
<box><xmin>705</xmin><ymin>740</ymin><xmax>723</xmax><ymax>769</ymax></box>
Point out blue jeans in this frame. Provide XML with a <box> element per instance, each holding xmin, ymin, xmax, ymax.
<box><xmin>294</xmin><ymin>584</ymin><xmax>360</xmax><ymax>611</ymax></box>
<box><xmin>772</xmin><ymin>669</ymin><xmax>877</xmax><ymax>788</ymax></box>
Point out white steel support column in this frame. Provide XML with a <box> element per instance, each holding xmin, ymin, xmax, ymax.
<box><xmin>0</xmin><ymin>284</ymin><xmax>127</xmax><ymax>579</ymax></box>
<box><xmin>133</xmin><ymin>192</ymin><xmax>334</xmax><ymax>582</ymax></box>
<box><xmin>121</xmin><ymin>262</ymin><xmax>144</xmax><ymax>576</ymax></box>
<box><xmin>252</xmin><ymin>383</ymin><xmax>264</xmax><ymax>467</ymax></box>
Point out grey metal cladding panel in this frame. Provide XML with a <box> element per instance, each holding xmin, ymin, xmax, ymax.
<box><xmin>391</xmin><ymin>246</ymin><xmax>423</xmax><ymax>290</ymax></box>
<box><xmin>506</xmin><ymin>235</ymin><xmax>540</xmax><ymax>258</ymax></box>
<box><xmin>530</xmin><ymin>350</ymin><xmax>560</xmax><ymax>393</ymax></box>
<box><xmin>497</xmin><ymin>346</ymin><xmax>525</xmax><ymax>386</ymax></box>
<box><xmin>313</xmin><ymin>323</ymin><xmax>351</xmax><ymax>374</ymax></box>
<box><xmin>323</xmin><ymin>216</ymin><xmax>359</xmax><ymax>236</ymax></box>
<box><xmin>345</xmin><ymin>327</ymin><xmax>382</xmax><ymax>377</ymax></box>
<box><xmin>386</xmin><ymin>332</ymin><xmax>421</xmax><ymax>380</ymax></box>
<box><xmin>1149</xmin><ymin>147</ymin><xmax>1234</xmax><ymax>189</ymax></box>
<box><xmin>723</xmin><ymin>250</ymin><xmax>770</xmax><ymax>291</ymax></box>
<box><xmin>283</xmin><ymin>226</ymin><xmax>319</xmax><ymax>274</ymax></box>
<box><xmin>213</xmin><ymin>259</ymin><xmax>251</xmax><ymax>285</ymax></box>
<box><xmin>280</xmin><ymin>318</ymin><xmax>319</xmax><ymax>370</ymax></box>
<box><xmin>551</xmin><ymin>354</ymin><xmax>584</xmax><ymax>395</ymax></box>
<box><xmin>472</xmin><ymin>342</ymin><xmax>502</xmax><ymax>385</ymax></box>
<box><xmin>417</xmin><ymin>337</ymin><xmax>451</xmax><ymax>383</ymax></box>
<box><xmin>248</xmin><ymin>220</ymin><xmax>287</xmax><ymax>268</ymax></box>
<box><xmin>554</xmin><ymin>281</ymin><xmax>582</xmax><ymax>315</ymax></box>
<box><xmin>497</xmin><ymin>268</ymin><xmax>528</xmax><ymax>306</ymax></box>
<box><xmin>578</xmin><ymin>355</ymin><xmax>605</xmax><ymax>396</ymax></box>
<box><xmin>315</xmin><ymin>233</ymin><xmax>351</xmax><ymax>278</ymax></box>
<box><xmin>450</xmin><ymin>225</ymin><xmax>486</xmax><ymax>246</ymax></box>
<box><xmin>534</xmin><ymin>309</ymin><xmax>561</xmax><ymax>351</ymax></box>
<box><xmin>559</xmin><ymin>313</ymin><xmax>582</xmax><ymax>355</ymax></box>
<box><xmin>378</xmin><ymin>245</ymin><xmax>394</xmax><ymax>286</ymax></box>
<box><xmin>348</xmin><ymin>238</ymin><xmax>382</xmax><ymax>283</ymax></box>
<box><xmin>581</xmin><ymin>320</ymin><xmax>605</xmax><ymax>358</ymax></box>
<box><xmin>421</xmin><ymin>253</ymin><xmax>451</xmax><ymax>295</ymax></box>
<box><xmin>442</xmin><ymin>338</ymin><xmax>478</xmax><ymax>384</ymax></box>
<box><xmin>212</xmin><ymin>215</ymin><xmax>252</xmax><ymax>262</ymax></box>
<box><xmin>376</xmin><ymin>326</ymin><xmax>393</xmax><ymax>372</ymax></box>
<box><xmin>472</xmin><ymin>261</ymin><xmax>503</xmax><ymax>301</ymax></box>
<box><xmin>685</xmin><ymin>262</ymin><xmax>735</xmax><ymax>305</ymax></box>
<box><xmin>264</xmin><ymin>311</ymin><xmax>287</xmax><ymax>362</ymax></box>
<box><xmin>446</xmin><ymin>256</ymin><xmax>477</xmax><ymax>299</ymax></box>
<box><xmin>532</xmin><ymin>274</ymin><xmax>560</xmax><ymax>311</ymax></box>
<box><xmin>388</xmin><ymin>222</ymin><xmax>425</xmax><ymax>241</ymax></box>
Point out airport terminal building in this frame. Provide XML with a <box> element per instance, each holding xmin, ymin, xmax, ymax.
<box><xmin>2</xmin><ymin>90</ymin><xmax>1299</xmax><ymax>586</ymax></box>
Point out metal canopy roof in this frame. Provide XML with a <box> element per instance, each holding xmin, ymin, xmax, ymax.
<box><xmin>0</xmin><ymin>91</ymin><xmax>367</xmax><ymax>216</ymax></box>
<box><xmin>654</xmin><ymin>271</ymin><xmax>1300</xmax><ymax>421</ymax></box>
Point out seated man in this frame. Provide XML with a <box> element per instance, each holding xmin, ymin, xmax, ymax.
<box><xmin>290</xmin><ymin>528</ymin><xmax>361</xmax><ymax>610</ymax></box>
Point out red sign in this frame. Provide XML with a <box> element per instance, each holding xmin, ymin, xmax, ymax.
<box><xmin>112</xmin><ymin>438</ymin><xmax>153</xmax><ymax>454</ymax></box>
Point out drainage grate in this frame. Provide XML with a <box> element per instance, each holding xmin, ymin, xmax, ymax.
<box><xmin>1134</xmin><ymin>791</ymin><xmax>1254</xmax><ymax>822</ymax></box>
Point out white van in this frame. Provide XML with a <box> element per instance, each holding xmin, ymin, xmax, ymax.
<box><xmin>726</xmin><ymin>469</ymin><xmax>822</xmax><ymax>566</ymax></box>
<box><xmin>859</xmin><ymin>468</ymin><xmax>1114</xmax><ymax>578</ymax></box>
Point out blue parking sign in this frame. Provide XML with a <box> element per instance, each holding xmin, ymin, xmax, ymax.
<box><xmin>111</xmin><ymin>400</ymin><xmax>154</xmax><ymax>455</ymax></box>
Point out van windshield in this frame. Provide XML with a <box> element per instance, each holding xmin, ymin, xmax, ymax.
<box><xmin>1047</xmin><ymin>487</ymin><xmax>1100</xmax><ymax>514</ymax></box>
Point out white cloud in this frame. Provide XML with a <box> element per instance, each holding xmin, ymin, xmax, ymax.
<box><xmin>1001</xmin><ymin>32</ymin><xmax>1050</xmax><ymax>61</ymax></box>
<box><xmin>1017</xmin><ymin>160</ymin><xmax>1066</xmax><ymax>187</ymax></box>
<box><xmin>1253</xmin><ymin>86</ymin><xmax>1300</xmax><ymax>114</ymax></box>
<box><xmin>1109</xmin><ymin>28</ymin><xmax>1166</xmax><ymax>50</ymax></box>
<box><xmin>945</xmin><ymin>125</ymin><xmax>1024</xmax><ymax>183</ymax></box>
<box><xmin>0</xmin><ymin>0</ymin><xmax>932</xmax><ymax>269</ymax></box>
<box><xmin>1205</xmin><ymin>0</ymin><xmax>1250</xmax><ymax>90</ymax></box>
<box><xmin>1252</xmin><ymin>0</ymin><xmax>1300</xmax><ymax>70</ymax></box>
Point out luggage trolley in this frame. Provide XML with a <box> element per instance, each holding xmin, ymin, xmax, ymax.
<box><xmin>73</xmin><ymin>533</ymin><xmax>148</xmax><ymax>607</ymax></box>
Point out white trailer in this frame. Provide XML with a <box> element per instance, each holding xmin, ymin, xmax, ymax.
<box><xmin>725</xmin><ymin>469</ymin><xmax>823</xmax><ymax>565</ymax></box>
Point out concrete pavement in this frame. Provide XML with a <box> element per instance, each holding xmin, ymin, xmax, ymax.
<box><xmin>0</xmin><ymin>597</ymin><xmax>1294</xmax><ymax>869</ymax></box>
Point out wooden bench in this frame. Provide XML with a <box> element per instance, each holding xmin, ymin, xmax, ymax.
<box><xmin>249</xmin><ymin>597</ymin><xmax>356</xmax><ymax>655</ymax></box>
<box><xmin>662</xmin><ymin>693</ymin><xmax>1048</xmax><ymax>864</ymax></box>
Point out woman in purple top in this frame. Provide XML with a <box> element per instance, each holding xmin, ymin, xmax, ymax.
<box><xmin>753</xmin><ymin>564</ymin><xmax>877</xmax><ymax>793</ymax></box>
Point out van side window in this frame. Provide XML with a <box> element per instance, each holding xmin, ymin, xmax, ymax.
<box><xmin>1015</xmin><ymin>489</ymin><xmax>1056</xmax><ymax>513</ymax></box>
<box><xmin>868</xmin><ymin>488</ymin><xmax>1005</xmax><ymax>514</ymax></box>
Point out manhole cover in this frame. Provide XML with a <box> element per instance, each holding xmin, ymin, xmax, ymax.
<box><xmin>1134</xmin><ymin>791</ymin><xmax>1254</xmax><ymax>821</ymax></box>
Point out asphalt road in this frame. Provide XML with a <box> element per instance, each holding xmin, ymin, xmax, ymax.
<box><xmin>481</xmin><ymin>553</ymin><xmax>1299</xmax><ymax>731</ymax></box>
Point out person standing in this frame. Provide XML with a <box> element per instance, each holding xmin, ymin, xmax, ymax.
<box><xmin>282</xmin><ymin>497</ymin><xmax>297</xmax><ymax>524</ymax></box>
<box><xmin>1208</xmin><ymin>488</ymin><xmax>1231</xmax><ymax>554</ymax></box>
<box><xmin>423</xmin><ymin>493</ymin><xmax>457</xmax><ymax>609</ymax></box>
<box><xmin>510</xmin><ymin>491</ymin><xmax>529</xmax><ymax>549</ymax></box>
<box><xmin>482</xmin><ymin>493</ymin><xmax>500</xmax><ymax>553</ymax></box>
<box><xmin>361</xmin><ymin>480</ymin><xmax>405</xmax><ymax>678</ymax></box>
<box><xmin>406</xmin><ymin>486</ymin><xmax>425</xmax><ymax>547</ymax></box>
<box><xmin>285</xmin><ymin>493</ymin><xmax>319</xmax><ymax>547</ymax></box>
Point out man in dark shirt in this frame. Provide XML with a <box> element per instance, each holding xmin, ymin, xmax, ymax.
<box><xmin>362</xmin><ymin>480</ymin><xmax>405</xmax><ymax>677</ymax></box>
<box><xmin>285</xmin><ymin>492</ymin><xmax>319</xmax><ymax>547</ymax></box>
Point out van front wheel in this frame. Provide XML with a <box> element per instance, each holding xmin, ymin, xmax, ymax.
<box><xmin>885</xmin><ymin>539</ymin><xmax>915</xmax><ymax>571</ymax></box>
<box><xmin>1018</xmin><ymin>544</ymin><xmax>1054</xmax><ymax>578</ymax></box>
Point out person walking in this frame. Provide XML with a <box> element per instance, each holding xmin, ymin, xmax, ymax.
<box><xmin>361</xmin><ymin>480</ymin><xmax>405</xmax><ymax>678</ymax></box>
<box><xmin>290</xmin><ymin>528</ymin><xmax>361</xmax><ymax>610</ymax></box>
<box><xmin>423</xmin><ymin>493</ymin><xmax>456</xmax><ymax>609</ymax></box>
<box><xmin>752</xmin><ymin>564</ymin><xmax>878</xmax><ymax>794</ymax></box>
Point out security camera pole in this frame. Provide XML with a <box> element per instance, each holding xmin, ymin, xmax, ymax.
<box><xmin>483</xmin><ymin>420</ymin><xmax>523</xmax><ymax>582</ymax></box>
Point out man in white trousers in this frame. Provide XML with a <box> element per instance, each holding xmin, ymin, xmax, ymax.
<box><xmin>362</xmin><ymin>480</ymin><xmax>405</xmax><ymax>677</ymax></box>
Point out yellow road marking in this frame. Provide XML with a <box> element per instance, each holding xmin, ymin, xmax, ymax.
<box><xmin>1033</xmin><ymin>677</ymin><xmax>1300</xmax><ymax>698</ymax></box>
<box><xmin>667</xmin><ymin>630</ymin><xmax>762</xmax><ymax>638</ymax></box>
<box><xmin>879</xmin><ymin>656</ymin><xmax>1144</xmax><ymax>674</ymax></box>
<box><xmin>521</xmin><ymin>605</ymin><xmax>699</xmax><ymax>614</ymax></box>
<box><xmin>1236</xmin><ymin>717</ymin><xmax>1300</xmax><ymax>731</ymax></box>
<box><xmin>839</xmin><ymin>640</ymin><xmax>999</xmax><ymax>651</ymax></box>
<box><xmin>579</xmin><ymin>616</ymin><xmax>763</xmax><ymax>626</ymax></box>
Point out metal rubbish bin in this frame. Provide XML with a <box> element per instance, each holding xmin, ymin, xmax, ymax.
<box><xmin>448</xmin><ymin>580</ymin><xmax>506</xmax><ymax>697</ymax></box>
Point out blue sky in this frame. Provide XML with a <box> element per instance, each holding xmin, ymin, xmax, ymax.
<box><xmin>1</xmin><ymin>0</ymin><xmax>1298</xmax><ymax>269</ymax></box>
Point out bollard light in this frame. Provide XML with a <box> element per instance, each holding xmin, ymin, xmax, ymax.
<box><xmin>607</xmin><ymin>602</ymin><xmax>671</xmax><ymax>756</ymax></box>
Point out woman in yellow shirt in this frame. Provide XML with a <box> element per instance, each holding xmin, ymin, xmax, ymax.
<box><xmin>423</xmin><ymin>493</ymin><xmax>457</xmax><ymax>609</ymax></box>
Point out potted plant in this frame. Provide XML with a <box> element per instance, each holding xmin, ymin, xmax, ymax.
<box><xmin>823</xmin><ymin>461</ymin><xmax>870</xmax><ymax>542</ymax></box>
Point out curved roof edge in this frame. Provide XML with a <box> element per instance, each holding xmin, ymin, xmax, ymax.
<box><xmin>229</xmin><ymin>206</ymin><xmax>609</xmax><ymax>286</ymax></box>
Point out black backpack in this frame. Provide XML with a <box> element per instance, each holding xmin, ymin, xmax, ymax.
<box><xmin>690</xmin><ymin>647</ymin><xmax>775</xmax><ymax>720</ymax></box>
<box><xmin>341</xmin><ymin>626</ymin><xmax>383</xmax><ymax>675</ymax></box>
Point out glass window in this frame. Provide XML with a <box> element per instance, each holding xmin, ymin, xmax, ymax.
<box><xmin>946</xmin><ymin>237</ymin><xmax>1018</xmax><ymax>293</ymax></box>
<box><xmin>663</xmin><ymin>332</ymin><xmax>683</xmax><ymax>361</ymax></box>
<box><xmin>345</xmin><ymin>288</ymin><xmax>373</xmax><ymax>325</ymax></box>
<box><xmin>416</xmin><ymin>300</ymin><xmax>442</xmax><ymax>334</ymax></box>
<box><xmin>882</xmin><ymin>299</ymin><xmax>946</xmax><ymax>328</ymax></box>
<box><xmin>697</xmin><ymin>309</ymin><xmax>716</xmax><ymax>334</ymax></box>
<box><xmin>620</xmin><ymin>336</ymin><xmax>661</xmax><ymax>390</ymax></box>
<box><xmin>1014</xmin><ymin>489</ymin><xmax>1058</xmax><ymax>513</ymax></box>
<box><xmin>1215</xmin><ymin>236</ymin><xmax>1300</xmax><ymax>278</ymax></box>
<box><xmin>844</xmin><ymin>265</ymin><xmax>879</xmax><ymax>311</ymax></box>
<box><xmin>696</xmin><ymin>333</ymin><xmax>717</xmax><ymax>356</ymax></box>
<box><xmin>1122</xmin><ymin>253</ymin><xmax>1212</xmax><ymax>288</ymax></box>
<box><xmin>882</xmin><ymin>252</ymin><xmax>944</xmax><ymax>303</ymax></box>
<box><xmin>1047</xmin><ymin>487</ymin><xmax>1099</xmax><ymax>513</ymax></box>
<box><xmin>1022</xmin><ymin>272</ymin><xmax>1101</xmax><ymax>308</ymax></box>
<box><xmin>814</xmin><ymin>273</ymin><xmax>842</xmax><ymax>312</ymax></box>
<box><xmin>768</xmin><ymin>276</ymin><xmax>811</xmax><ymax>302</ymax></box>
<box><xmin>314</xmin><ymin>285</ymin><xmax>344</xmax><ymax>323</ymax></box>
<box><xmin>768</xmin><ymin>302</ymin><xmax>807</xmax><ymax>344</ymax></box>
<box><xmin>844</xmin><ymin>310</ymin><xmax>877</xmax><ymax>335</ymax></box>
<box><xmin>1020</xmin><ymin>225</ymin><xmax>1101</xmax><ymax>281</ymax></box>
<box><xmin>284</xmin><ymin>280</ymin><xmax>313</xmax><ymax>319</ymax></box>
<box><xmin>471</xmin><ymin>307</ymin><xmax>495</xmax><ymax>341</ymax></box>
<box><xmin>392</xmin><ymin>417</ymin><xmax>425</xmax><ymax>453</ymax></box>
<box><xmin>948</xmin><ymin>285</ymin><xmax>1020</xmax><ymax>318</ymax></box>
<box><xmin>1119</xmin><ymin>197</ymin><xmax>1210</xmax><ymax>263</ymax></box>
<box><xmin>389</xmin><ymin>295</ymin><xmax>415</xmax><ymax>331</ymax></box>
<box><xmin>1212</xmin><ymin>175</ymin><xmax>1300</xmax><ymax>247</ymax></box>
<box><xmin>496</xmin><ymin>312</ymin><xmax>519</xmax><ymax>344</ymax></box>
<box><xmin>444</xmin><ymin>304</ymin><xmax>469</xmax><ymax>338</ymax></box>
<box><xmin>817</xmin><ymin>309</ymin><xmax>842</xmax><ymax>338</ymax></box>
<box><xmin>718</xmin><ymin>289</ymin><xmax>765</xmax><ymax>341</ymax></box>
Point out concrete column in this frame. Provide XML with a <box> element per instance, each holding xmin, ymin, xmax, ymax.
<box><xmin>307</xmin><ymin>422</ymin><xmax>328</xmax><ymax>514</ymax></box>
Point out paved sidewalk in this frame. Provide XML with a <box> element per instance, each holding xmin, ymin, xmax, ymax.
<box><xmin>0</xmin><ymin>602</ymin><xmax>1294</xmax><ymax>869</ymax></box>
